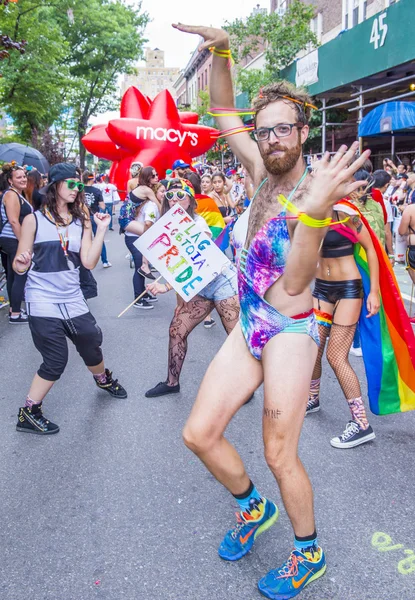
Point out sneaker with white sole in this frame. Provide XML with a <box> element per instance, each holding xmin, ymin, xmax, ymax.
<box><xmin>133</xmin><ymin>298</ymin><xmax>154</xmax><ymax>310</ymax></box>
<box><xmin>330</xmin><ymin>420</ymin><xmax>375</xmax><ymax>449</ymax></box>
<box><xmin>143</xmin><ymin>292</ymin><xmax>158</xmax><ymax>303</ymax></box>
<box><xmin>9</xmin><ymin>313</ymin><xmax>29</xmax><ymax>324</ymax></box>
<box><xmin>349</xmin><ymin>346</ymin><xmax>363</xmax><ymax>357</ymax></box>
<box><xmin>306</xmin><ymin>396</ymin><xmax>320</xmax><ymax>415</ymax></box>
<box><xmin>204</xmin><ymin>318</ymin><xmax>216</xmax><ymax>329</ymax></box>
<box><xmin>103</xmin><ymin>262</ymin><xmax>112</xmax><ymax>268</ymax></box>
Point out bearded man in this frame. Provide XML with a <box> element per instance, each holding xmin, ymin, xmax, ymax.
<box><xmin>173</xmin><ymin>22</ymin><xmax>370</xmax><ymax>600</ymax></box>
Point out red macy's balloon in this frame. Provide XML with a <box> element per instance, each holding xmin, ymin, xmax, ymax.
<box><xmin>82</xmin><ymin>87</ymin><xmax>217</xmax><ymax>199</ymax></box>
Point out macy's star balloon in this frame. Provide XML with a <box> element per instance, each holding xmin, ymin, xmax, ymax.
<box><xmin>82</xmin><ymin>86</ymin><xmax>218</xmax><ymax>198</ymax></box>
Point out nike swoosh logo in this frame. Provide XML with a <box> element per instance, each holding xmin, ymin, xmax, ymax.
<box><xmin>292</xmin><ymin>573</ymin><xmax>311</xmax><ymax>589</ymax></box>
<box><xmin>239</xmin><ymin>526</ymin><xmax>258</xmax><ymax>545</ymax></box>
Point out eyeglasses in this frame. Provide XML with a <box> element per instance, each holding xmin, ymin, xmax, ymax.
<box><xmin>151</xmin><ymin>172</ymin><xmax>158</xmax><ymax>178</ymax></box>
<box><xmin>165</xmin><ymin>190</ymin><xmax>189</xmax><ymax>201</ymax></box>
<box><xmin>65</xmin><ymin>179</ymin><xmax>84</xmax><ymax>192</ymax></box>
<box><xmin>251</xmin><ymin>122</ymin><xmax>304</xmax><ymax>142</ymax></box>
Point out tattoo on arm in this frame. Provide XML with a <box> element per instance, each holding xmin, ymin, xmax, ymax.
<box><xmin>263</xmin><ymin>408</ymin><xmax>282</xmax><ymax>420</ymax></box>
<box><xmin>352</xmin><ymin>216</ymin><xmax>363</xmax><ymax>233</ymax></box>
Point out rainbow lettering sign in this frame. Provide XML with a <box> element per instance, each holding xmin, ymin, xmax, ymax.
<box><xmin>134</xmin><ymin>205</ymin><xmax>231</xmax><ymax>301</ymax></box>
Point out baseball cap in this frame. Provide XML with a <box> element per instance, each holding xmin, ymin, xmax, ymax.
<box><xmin>165</xmin><ymin>169</ymin><xmax>173</xmax><ymax>176</ymax></box>
<box><xmin>40</xmin><ymin>163</ymin><xmax>79</xmax><ymax>193</ymax></box>
<box><xmin>172</xmin><ymin>159</ymin><xmax>190</xmax><ymax>170</ymax></box>
<box><xmin>398</xmin><ymin>173</ymin><xmax>409</xmax><ymax>180</ymax></box>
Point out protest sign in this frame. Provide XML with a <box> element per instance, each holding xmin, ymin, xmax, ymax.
<box><xmin>134</xmin><ymin>205</ymin><xmax>231</xmax><ymax>301</ymax></box>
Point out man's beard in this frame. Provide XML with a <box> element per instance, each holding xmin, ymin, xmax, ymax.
<box><xmin>261</xmin><ymin>135</ymin><xmax>302</xmax><ymax>176</ymax></box>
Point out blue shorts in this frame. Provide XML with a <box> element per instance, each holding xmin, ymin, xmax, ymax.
<box><xmin>199</xmin><ymin>264</ymin><xmax>238</xmax><ymax>302</ymax></box>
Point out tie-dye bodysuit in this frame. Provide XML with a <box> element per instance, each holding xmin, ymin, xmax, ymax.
<box><xmin>235</xmin><ymin>175</ymin><xmax>319</xmax><ymax>361</ymax></box>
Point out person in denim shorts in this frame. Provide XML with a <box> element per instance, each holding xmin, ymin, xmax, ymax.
<box><xmin>145</xmin><ymin>178</ymin><xmax>240</xmax><ymax>398</ymax></box>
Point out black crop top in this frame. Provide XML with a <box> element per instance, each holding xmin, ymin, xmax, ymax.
<box><xmin>321</xmin><ymin>228</ymin><xmax>354</xmax><ymax>259</ymax></box>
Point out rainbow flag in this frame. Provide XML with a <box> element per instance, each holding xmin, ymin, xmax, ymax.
<box><xmin>339</xmin><ymin>200</ymin><xmax>415</xmax><ymax>415</ymax></box>
<box><xmin>215</xmin><ymin>218</ymin><xmax>237</xmax><ymax>253</ymax></box>
<box><xmin>195</xmin><ymin>195</ymin><xmax>225</xmax><ymax>240</ymax></box>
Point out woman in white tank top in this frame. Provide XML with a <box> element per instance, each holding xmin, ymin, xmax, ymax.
<box><xmin>11</xmin><ymin>163</ymin><xmax>128</xmax><ymax>436</ymax></box>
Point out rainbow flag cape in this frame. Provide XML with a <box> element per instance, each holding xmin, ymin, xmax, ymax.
<box><xmin>339</xmin><ymin>200</ymin><xmax>415</xmax><ymax>415</ymax></box>
<box><xmin>195</xmin><ymin>195</ymin><xmax>225</xmax><ymax>240</ymax></box>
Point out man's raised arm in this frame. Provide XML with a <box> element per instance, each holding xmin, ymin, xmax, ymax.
<box><xmin>173</xmin><ymin>23</ymin><xmax>261</xmax><ymax>180</ymax></box>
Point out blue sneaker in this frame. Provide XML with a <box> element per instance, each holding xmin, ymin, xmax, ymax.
<box><xmin>258</xmin><ymin>547</ymin><xmax>326</xmax><ymax>599</ymax></box>
<box><xmin>218</xmin><ymin>498</ymin><xmax>279</xmax><ymax>561</ymax></box>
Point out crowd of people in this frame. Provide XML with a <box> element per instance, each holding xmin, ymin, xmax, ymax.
<box><xmin>1</xmin><ymin>20</ymin><xmax>415</xmax><ymax>600</ymax></box>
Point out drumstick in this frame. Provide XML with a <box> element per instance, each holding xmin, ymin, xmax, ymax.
<box><xmin>117</xmin><ymin>275</ymin><xmax>163</xmax><ymax>318</ymax></box>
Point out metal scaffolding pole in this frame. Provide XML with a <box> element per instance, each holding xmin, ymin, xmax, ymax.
<box><xmin>358</xmin><ymin>85</ymin><xmax>364</xmax><ymax>154</ymax></box>
<box><xmin>322</xmin><ymin>98</ymin><xmax>327</xmax><ymax>154</ymax></box>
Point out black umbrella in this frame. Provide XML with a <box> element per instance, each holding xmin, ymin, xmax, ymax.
<box><xmin>0</xmin><ymin>143</ymin><xmax>50</xmax><ymax>173</ymax></box>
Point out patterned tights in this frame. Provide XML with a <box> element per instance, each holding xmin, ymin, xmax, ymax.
<box><xmin>310</xmin><ymin>321</ymin><xmax>369</xmax><ymax>429</ymax></box>
<box><xmin>167</xmin><ymin>295</ymin><xmax>240</xmax><ymax>385</ymax></box>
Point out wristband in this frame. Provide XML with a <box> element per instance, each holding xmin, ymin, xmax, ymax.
<box><xmin>15</xmin><ymin>266</ymin><xmax>29</xmax><ymax>274</ymax></box>
<box><xmin>278</xmin><ymin>195</ymin><xmax>349</xmax><ymax>228</ymax></box>
<box><xmin>209</xmin><ymin>47</ymin><xmax>234</xmax><ymax>68</ymax></box>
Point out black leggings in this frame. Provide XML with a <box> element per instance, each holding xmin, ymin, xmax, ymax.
<box><xmin>124</xmin><ymin>234</ymin><xmax>144</xmax><ymax>299</ymax></box>
<box><xmin>0</xmin><ymin>237</ymin><xmax>27</xmax><ymax>312</ymax></box>
<box><xmin>29</xmin><ymin>312</ymin><xmax>103</xmax><ymax>381</ymax></box>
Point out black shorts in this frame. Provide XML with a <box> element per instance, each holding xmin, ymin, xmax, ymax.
<box><xmin>406</xmin><ymin>245</ymin><xmax>415</xmax><ymax>271</ymax></box>
<box><xmin>313</xmin><ymin>278</ymin><xmax>363</xmax><ymax>305</ymax></box>
<box><xmin>29</xmin><ymin>312</ymin><xmax>103</xmax><ymax>381</ymax></box>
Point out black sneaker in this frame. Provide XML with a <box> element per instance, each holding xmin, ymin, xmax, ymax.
<box><xmin>306</xmin><ymin>397</ymin><xmax>320</xmax><ymax>415</ymax></box>
<box><xmin>137</xmin><ymin>267</ymin><xmax>156</xmax><ymax>280</ymax></box>
<box><xmin>143</xmin><ymin>292</ymin><xmax>158</xmax><ymax>303</ymax></box>
<box><xmin>9</xmin><ymin>313</ymin><xmax>29</xmax><ymax>324</ymax></box>
<box><xmin>204</xmin><ymin>318</ymin><xmax>216</xmax><ymax>329</ymax></box>
<box><xmin>95</xmin><ymin>369</ymin><xmax>128</xmax><ymax>399</ymax></box>
<box><xmin>16</xmin><ymin>405</ymin><xmax>60</xmax><ymax>435</ymax></box>
<box><xmin>145</xmin><ymin>381</ymin><xmax>180</xmax><ymax>398</ymax></box>
<box><xmin>133</xmin><ymin>298</ymin><xmax>154</xmax><ymax>310</ymax></box>
<box><xmin>330</xmin><ymin>420</ymin><xmax>376</xmax><ymax>449</ymax></box>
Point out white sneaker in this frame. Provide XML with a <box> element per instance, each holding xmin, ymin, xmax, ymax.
<box><xmin>103</xmin><ymin>262</ymin><xmax>112</xmax><ymax>268</ymax></box>
<box><xmin>349</xmin><ymin>346</ymin><xmax>363</xmax><ymax>357</ymax></box>
<box><xmin>330</xmin><ymin>421</ymin><xmax>375</xmax><ymax>449</ymax></box>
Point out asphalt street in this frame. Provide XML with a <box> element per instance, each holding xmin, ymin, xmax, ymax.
<box><xmin>1</xmin><ymin>228</ymin><xmax>415</xmax><ymax>600</ymax></box>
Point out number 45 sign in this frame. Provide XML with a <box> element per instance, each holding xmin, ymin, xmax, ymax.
<box><xmin>370</xmin><ymin>12</ymin><xmax>388</xmax><ymax>50</ymax></box>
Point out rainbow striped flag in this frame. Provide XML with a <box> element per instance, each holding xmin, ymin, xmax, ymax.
<box><xmin>195</xmin><ymin>195</ymin><xmax>225</xmax><ymax>240</ymax></box>
<box><xmin>340</xmin><ymin>200</ymin><xmax>415</xmax><ymax>415</ymax></box>
<box><xmin>215</xmin><ymin>219</ymin><xmax>237</xmax><ymax>253</ymax></box>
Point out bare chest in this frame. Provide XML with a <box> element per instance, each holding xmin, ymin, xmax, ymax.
<box><xmin>245</xmin><ymin>179</ymin><xmax>310</xmax><ymax>249</ymax></box>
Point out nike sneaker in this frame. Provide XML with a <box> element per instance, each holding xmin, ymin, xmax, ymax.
<box><xmin>218</xmin><ymin>498</ymin><xmax>279</xmax><ymax>561</ymax></box>
<box><xmin>258</xmin><ymin>547</ymin><xmax>326</xmax><ymax>599</ymax></box>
